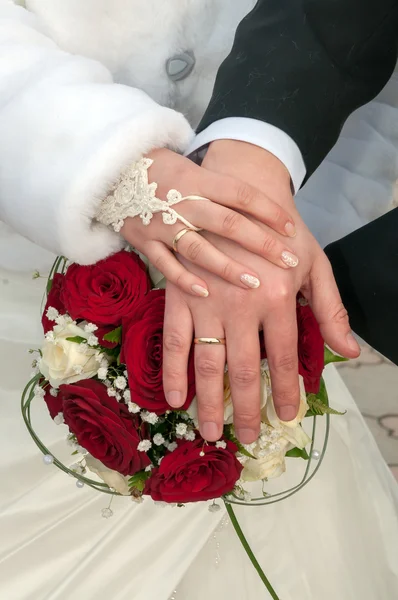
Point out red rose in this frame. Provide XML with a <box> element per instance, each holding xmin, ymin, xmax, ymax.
<box><xmin>42</xmin><ymin>273</ymin><xmax>66</xmax><ymax>333</ymax></box>
<box><xmin>297</xmin><ymin>298</ymin><xmax>324</xmax><ymax>393</ymax></box>
<box><xmin>60</xmin><ymin>380</ymin><xmax>151</xmax><ymax>476</ymax></box>
<box><xmin>61</xmin><ymin>251</ymin><xmax>149</xmax><ymax>327</ymax></box>
<box><xmin>121</xmin><ymin>289</ymin><xmax>195</xmax><ymax>414</ymax></box>
<box><xmin>144</xmin><ymin>439</ymin><xmax>242</xmax><ymax>503</ymax></box>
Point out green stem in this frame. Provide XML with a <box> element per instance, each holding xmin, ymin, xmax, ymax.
<box><xmin>225</xmin><ymin>502</ymin><xmax>281</xmax><ymax>600</ymax></box>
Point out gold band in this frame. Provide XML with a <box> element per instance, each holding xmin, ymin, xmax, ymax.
<box><xmin>194</xmin><ymin>337</ymin><xmax>226</xmax><ymax>345</ymax></box>
<box><xmin>172</xmin><ymin>228</ymin><xmax>195</xmax><ymax>252</ymax></box>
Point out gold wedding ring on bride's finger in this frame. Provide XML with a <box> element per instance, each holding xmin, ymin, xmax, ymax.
<box><xmin>172</xmin><ymin>227</ymin><xmax>197</xmax><ymax>253</ymax></box>
<box><xmin>194</xmin><ymin>337</ymin><xmax>226</xmax><ymax>345</ymax></box>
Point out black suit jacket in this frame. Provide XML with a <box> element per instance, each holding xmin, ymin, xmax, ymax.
<box><xmin>199</xmin><ymin>0</ymin><xmax>398</xmax><ymax>363</ymax></box>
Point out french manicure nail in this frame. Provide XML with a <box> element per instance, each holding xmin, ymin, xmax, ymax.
<box><xmin>240</xmin><ymin>273</ymin><xmax>260</xmax><ymax>289</ymax></box>
<box><xmin>167</xmin><ymin>390</ymin><xmax>182</xmax><ymax>407</ymax></box>
<box><xmin>346</xmin><ymin>332</ymin><xmax>360</xmax><ymax>353</ymax></box>
<box><xmin>284</xmin><ymin>222</ymin><xmax>296</xmax><ymax>237</ymax></box>
<box><xmin>281</xmin><ymin>251</ymin><xmax>299</xmax><ymax>268</ymax></box>
<box><xmin>191</xmin><ymin>284</ymin><xmax>209</xmax><ymax>297</ymax></box>
<box><xmin>278</xmin><ymin>405</ymin><xmax>297</xmax><ymax>421</ymax></box>
<box><xmin>236</xmin><ymin>428</ymin><xmax>257</xmax><ymax>444</ymax></box>
<box><xmin>201</xmin><ymin>422</ymin><xmax>220</xmax><ymax>441</ymax></box>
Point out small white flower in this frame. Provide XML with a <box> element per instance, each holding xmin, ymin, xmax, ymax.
<box><xmin>114</xmin><ymin>376</ymin><xmax>127</xmax><ymax>390</ymax></box>
<box><xmin>97</xmin><ymin>367</ymin><xmax>108</xmax><ymax>380</ymax></box>
<box><xmin>137</xmin><ymin>440</ymin><xmax>152</xmax><ymax>452</ymax></box>
<box><xmin>73</xmin><ymin>365</ymin><xmax>83</xmax><ymax>375</ymax></box>
<box><xmin>33</xmin><ymin>385</ymin><xmax>45</xmax><ymax>399</ymax></box>
<box><xmin>123</xmin><ymin>370</ymin><xmax>128</xmax><ymax>378</ymax></box>
<box><xmin>141</xmin><ymin>411</ymin><xmax>159</xmax><ymax>425</ymax></box>
<box><xmin>176</xmin><ymin>423</ymin><xmax>188</xmax><ymax>436</ymax></box>
<box><xmin>49</xmin><ymin>387</ymin><xmax>58</xmax><ymax>397</ymax></box>
<box><xmin>46</xmin><ymin>307</ymin><xmax>59</xmax><ymax>322</ymax></box>
<box><xmin>184</xmin><ymin>430</ymin><xmax>196</xmax><ymax>441</ymax></box>
<box><xmin>107</xmin><ymin>388</ymin><xmax>117</xmax><ymax>397</ymax></box>
<box><xmin>216</xmin><ymin>440</ymin><xmax>227</xmax><ymax>449</ymax></box>
<box><xmin>115</xmin><ymin>393</ymin><xmax>122</xmax><ymax>402</ymax></box>
<box><xmin>128</xmin><ymin>402</ymin><xmax>140</xmax><ymax>414</ymax></box>
<box><xmin>70</xmin><ymin>462</ymin><xmax>85</xmax><ymax>475</ymax></box>
<box><xmin>167</xmin><ymin>442</ymin><xmax>178</xmax><ymax>452</ymax></box>
<box><xmin>54</xmin><ymin>412</ymin><xmax>65</xmax><ymax>425</ymax></box>
<box><xmin>123</xmin><ymin>390</ymin><xmax>131</xmax><ymax>402</ymax></box>
<box><xmin>87</xmin><ymin>334</ymin><xmax>99</xmax><ymax>347</ymax></box>
<box><xmin>45</xmin><ymin>331</ymin><xmax>55</xmax><ymax>343</ymax></box>
<box><xmin>153</xmin><ymin>433</ymin><xmax>165</xmax><ymax>446</ymax></box>
<box><xmin>84</xmin><ymin>323</ymin><xmax>98</xmax><ymax>333</ymax></box>
<box><xmin>55</xmin><ymin>314</ymin><xmax>68</xmax><ymax>327</ymax></box>
<box><xmin>145</xmin><ymin>464</ymin><xmax>154</xmax><ymax>472</ymax></box>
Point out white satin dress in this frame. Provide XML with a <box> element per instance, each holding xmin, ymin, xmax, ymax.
<box><xmin>1</xmin><ymin>77</ymin><xmax>398</xmax><ymax>600</ymax></box>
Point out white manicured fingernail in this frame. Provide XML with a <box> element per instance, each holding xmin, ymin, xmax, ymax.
<box><xmin>281</xmin><ymin>251</ymin><xmax>299</xmax><ymax>268</ymax></box>
<box><xmin>240</xmin><ymin>274</ymin><xmax>260</xmax><ymax>289</ymax></box>
<box><xmin>191</xmin><ymin>284</ymin><xmax>209</xmax><ymax>297</ymax></box>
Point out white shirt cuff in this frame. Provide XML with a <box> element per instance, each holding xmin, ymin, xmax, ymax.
<box><xmin>186</xmin><ymin>117</ymin><xmax>306</xmax><ymax>193</ymax></box>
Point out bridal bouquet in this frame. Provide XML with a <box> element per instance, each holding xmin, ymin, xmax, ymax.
<box><xmin>23</xmin><ymin>248</ymin><xmax>345</xmax><ymax>599</ymax></box>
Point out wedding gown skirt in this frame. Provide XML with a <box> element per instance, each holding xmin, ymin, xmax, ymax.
<box><xmin>0</xmin><ymin>263</ymin><xmax>398</xmax><ymax>600</ymax></box>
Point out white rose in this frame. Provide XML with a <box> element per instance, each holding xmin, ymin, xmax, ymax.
<box><xmin>39</xmin><ymin>323</ymin><xmax>101</xmax><ymax>388</ymax></box>
<box><xmin>85</xmin><ymin>456</ymin><xmax>130</xmax><ymax>496</ymax></box>
<box><xmin>241</xmin><ymin>441</ymin><xmax>289</xmax><ymax>482</ymax></box>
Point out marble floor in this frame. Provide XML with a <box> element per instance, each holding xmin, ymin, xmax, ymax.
<box><xmin>336</xmin><ymin>343</ymin><xmax>398</xmax><ymax>481</ymax></box>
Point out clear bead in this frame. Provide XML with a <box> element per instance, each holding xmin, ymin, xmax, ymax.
<box><xmin>208</xmin><ymin>502</ymin><xmax>221</xmax><ymax>513</ymax></box>
<box><xmin>43</xmin><ymin>454</ymin><xmax>54</xmax><ymax>465</ymax></box>
<box><xmin>76</xmin><ymin>480</ymin><xmax>85</xmax><ymax>489</ymax></box>
<box><xmin>101</xmin><ymin>507</ymin><xmax>114</xmax><ymax>519</ymax></box>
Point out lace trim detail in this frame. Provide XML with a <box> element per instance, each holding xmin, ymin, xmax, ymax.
<box><xmin>96</xmin><ymin>158</ymin><xmax>206</xmax><ymax>233</ymax></box>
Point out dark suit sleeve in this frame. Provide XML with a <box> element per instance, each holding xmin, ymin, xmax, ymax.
<box><xmin>198</xmin><ymin>0</ymin><xmax>398</xmax><ymax>181</ymax></box>
<box><xmin>324</xmin><ymin>209</ymin><xmax>398</xmax><ymax>364</ymax></box>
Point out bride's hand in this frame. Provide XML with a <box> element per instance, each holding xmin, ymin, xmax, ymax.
<box><xmin>120</xmin><ymin>148</ymin><xmax>298</xmax><ymax>297</ymax></box>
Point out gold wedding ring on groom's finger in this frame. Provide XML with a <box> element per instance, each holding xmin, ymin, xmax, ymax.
<box><xmin>194</xmin><ymin>337</ymin><xmax>226</xmax><ymax>345</ymax></box>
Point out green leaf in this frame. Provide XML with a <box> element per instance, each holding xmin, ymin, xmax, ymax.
<box><xmin>103</xmin><ymin>326</ymin><xmax>122</xmax><ymax>344</ymax></box>
<box><xmin>128</xmin><ymin>470</ymin><xmax>151</xmax><ymax>492</ymax></box>
<box><xmin>46</xmin><ymin>278</ymin><xmax>53</xmax><ymax>295</ymax></box>
<box><xmin>66</xmin><ymin>336</ymin><xmax>87</xmax><ymax>344</ymax></box>
<box><xmin>307</xmin><ymin>394</ymin><xmax>346</xmax><ymax>416</ymax></box>
<box><xmin>324</xmin><ymin>346</ymin><xmax>348</xmax><ymax>366</ymax></box>
<box><xmin>286</xmin><ymin>447</ymin><xmax>309</xmax><ymax>460</ymax></box>
<box><xmin>223</xmin><ymin>425</ymin><xmax>256</xmax><ymax>460</ymax></box>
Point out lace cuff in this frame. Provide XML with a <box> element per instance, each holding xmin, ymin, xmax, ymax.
<box><xmin>96</xmin><ymin>158</ymin><xmax>206</xmax><ymax>233</ymax></box>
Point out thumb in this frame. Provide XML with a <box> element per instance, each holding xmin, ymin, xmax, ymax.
<box><xmin>307</xmin><ymin>256</ymin><xmax>360</xmax><ymax>358</ymax></box>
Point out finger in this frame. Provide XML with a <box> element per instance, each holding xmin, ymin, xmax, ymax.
<box><xmin>263</xmin><ymin>295</ymin><xmax>300</xmax><ymax>422</ymax></box>
<box><xmin>197</xmin><ymin>170</ymin><xmax>296</xmax><ymax>237</ymax></box>
<box><xmin>144</xmin><ymin>240</ymin><xmax>209</xmax><ymax>297</ymax></box>
<box><xmin>163</xmin><ymin>284</ymin><xmax>194</xmax><ymax>408</ymax></box>
<box><xmin>179</xmin><ymin>200</ymin><xmax>299</xmax><ymax>270</ymax></box>
<box><xmin>308</xmin><ymin>256</ymin><xmax>360</xmax><ymax>358</ymax></box>
<box><xmin>193</xmin><ymin>317</ymin><xmax>226</xmax><ymax>442</ymax></box>
<box><xmin>225</xmin><ymin>322</ymin><xmax>261</xmax><ymax>444</ymax></box>
<box><xmin>171</xmin><ymin>230</ymin><xmax>262</xmax><ymax>289</ymax></box>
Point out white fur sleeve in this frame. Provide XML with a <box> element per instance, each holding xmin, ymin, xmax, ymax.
<box><xmin>0</xmin><ymin>2</ymin><xmax>194</xmax><ymax>264</ymax></box>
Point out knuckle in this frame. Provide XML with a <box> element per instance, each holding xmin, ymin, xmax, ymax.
<box><xmin>274</xmin><ymin>388</ymin><xmax>299</xmax><ymax>406</ymax></box>
<box><xmin>154</xmin><ymin>254</ymin><xmax>167</xmax><ymax>274</ymax></box>
<box><xmin>330</xmin><ymin>302</ymin><xmax>349</xmax><ymax>324</ymax></box>
<box><xmin>261</xmin><ymin>234</ymin><xmax>277</xmax><ymax>256</ymax></box>
<box><xmin>268</xmin><ymin>282</ymin><xmax>291</xmax><ymax>304</ymax></box>
<box><xmin>271</xmin><ymin>353</ymin><xmax>297</xmax><ymax>373</ymax></box>
<box><xmin>197</xmin><ymin>401</ymin><xmax>219</xmax><ymax>421</ymax></box>
<box><xmin>270</xmin><ymin>203</ymin><xmax>283</xmax><ymax>225</ymax></box>
<box><xmin>220</xmin><ymin>261</ymin><xmax>234</xmax><ymax>281</ymax></box>
<box><xmin>196</xmin><ymin>357</ymin><xmax>222</xmax><ymax>378</ymax></box>
<box><xmin>229</xmin><ymin>366</ymin><xmax>258</xmax><ymax>387</ymax></box>
<box><xmin>234</xmin><ymin>409</ymin><xmax>259</xmax><ymax>428</ymax></box>
<box><xmin>222</xmin><ymin>210</ymin><xmax>241</xmax><ymax>234</ymax></box>
<box><xmin>185</xmin><ymin>240</ymin><xmax>203</xmax><ymax>262</ymax></box>
<box><xmin>163</xmin><ymin>331</ymin><xmax>187</xmax><ymax>354</ymax></box>
<box><xmin>236</xmin><ymin>182</ymin><xmax>254</xmax><ymax>208</ymax></box>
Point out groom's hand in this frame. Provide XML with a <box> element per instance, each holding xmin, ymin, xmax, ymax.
<box><xmin>162</xmin><ymin>141</ymin><xmax>360</xmax><ymax>443</ymax></box>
